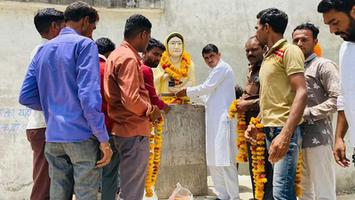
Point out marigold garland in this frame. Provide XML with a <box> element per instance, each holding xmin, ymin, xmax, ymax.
<box><xmin>228</xmin><ymin>99</ymin><xmax>238</xmax><ymax>119</ymax></box>
<box><xmin>295</xmin><ymin>150</ymin><xmax>303</xmax><ymax>197</ymax></box>
<box><xmin>161</xmin><ymin>96</ymin><xmax>190</xmax><ymax>105</ymax></box>
<box><xmin>313</xmin><ymin>42</ymin><xmax>322</xmax><ymax>57</ymax></box>
<box><xmin>228</xmin><ymin>99</ymin><xmax>248</xmax><ymax>163</ymax></box>
<box><xmin>160</xmin><ymin>51</ymin><xmax>191</xmax><ymax>82</ymax></box>
<box><xmin>249</xmin><ymin>117</ymin><xmax>267</xmax><ymax>200</ymax></box>
<box><xmin>145</xmin><ymin>118</ymin><xmax>164</xmax><ymax>197</ymax></box>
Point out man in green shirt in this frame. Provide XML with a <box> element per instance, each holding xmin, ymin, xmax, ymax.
<box><xmin>246</xmin><ymin>8</ymin><xmax>307</xmax><ymax>200</ymax></box>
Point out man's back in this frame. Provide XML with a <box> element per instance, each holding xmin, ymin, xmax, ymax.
<box><xmin>30</xmin><ymin>27</ymin><xmax>106</xmax><ymax>142</ymax></box>
<box><xmin>105</xmin><ymin>41</ymin><xmax>151</xmax><ymax>137</ymax></box>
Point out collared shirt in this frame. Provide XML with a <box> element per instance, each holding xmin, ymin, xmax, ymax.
<box><xmin>141</xmin><ymin>64</ymin><xmax>167</xmax><ymax>110</ymax></box>
<box><xmin>104</xmin><ymin>41</ymin><xmax>151</xmax><ymax>137</ymax></box>
<box><xmin>337</xmin><ymin>41</ymin><xmax>355</xmax><ymax>147</ymax></box>
<box><xmin>19</xmin><ymin>27</ymin><xmax>109</xmax><ymax>143</ymax></box>
<box><xmin>259</xmin><ymin>39</ymin><xmax>305</xmax><ymax>127</ymax></box>
<box><xmin>26</xmin><ymin>38</ymin><xmax>47</xmax><ymax>129</ymax></box>
<box><xmin>302</xmin><ymin>53</ymin><xmax>339</xmax><ymax>148</ymax></box>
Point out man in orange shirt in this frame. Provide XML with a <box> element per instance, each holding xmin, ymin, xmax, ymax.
<box><xmin>104</xmin><ymin>14</ymin><xmax>161</xmax><ymax>200</ymax></box>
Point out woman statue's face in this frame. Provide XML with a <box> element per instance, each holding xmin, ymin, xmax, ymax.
<box><xmin>167</xmin><ymin>36</ymin><xmax>183</xmax><ymax>58</ymax></box>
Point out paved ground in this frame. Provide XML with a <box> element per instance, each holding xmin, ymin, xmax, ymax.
<box><xmin>88</xmin><ymin>174</ymin><xmax>355</xmax><ymax>199</ymax></box>
<box><xmin>185</xmin><ymin>175</ymin><xmax>355</xmax><ymax>200</ymax></box>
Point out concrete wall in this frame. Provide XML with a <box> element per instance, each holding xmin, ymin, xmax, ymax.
<box><xmin>0</xmin><ymin>0</ymin><xmax>354</xmax><ymax>198</ymax></box>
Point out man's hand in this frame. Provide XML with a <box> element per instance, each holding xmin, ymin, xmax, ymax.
<box><xmin>163</xmin><ymin>105</ymin><xmax>171</xmax><ymax>114</ymax></box>
<box><xmin>96</xmin><ymin>142</ymin><xmax>113</xmax><ymax>168</ymax></box>
<box><xmin>333</xmin><ymin>111</ymin><xmax>350</xmax><ymax>167</ymax></box>
<box><xmin>268</xmin><ymin>131</ymin><xmax>291</xmax><ymax>164</ymax></box>
<box><xmin>149</xmin><ymin>105</ymin><xmax>162</xmax><ymax>124</ymax></box>
<box><xmin>236</xmin><ymin>99</ymin><xmax>252</xmax><ymax>114</ymax></box>
<box><xmin>175</xmin><ymin>88</ymin><xmax>187</xmax><ymax>97</ymax></box>
<box><xmin>333</xmin><ymin>137</ymin><xmax>350</xmax><ymax>167</ymax></box>
<box><xmin>245</xmin><ymin>124</ymin><xmax>258</xmax><ymax>144</ymax></box>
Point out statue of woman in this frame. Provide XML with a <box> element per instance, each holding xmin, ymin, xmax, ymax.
<box><xmin>153</xmin><ymin>32</ymin><xmax>196</xmax><ymax>104</ymax></box>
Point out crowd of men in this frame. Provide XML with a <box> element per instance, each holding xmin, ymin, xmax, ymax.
<box><xmin>17</xmin><ymin>0</ymin><xmax>355</xmax><ymax>200</ymax></box>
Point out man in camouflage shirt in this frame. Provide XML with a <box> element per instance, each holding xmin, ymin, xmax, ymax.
<box><xmin>292</xmin><ymin>23</ymin><xmax>339</xmax><ymax>200</ymax></box>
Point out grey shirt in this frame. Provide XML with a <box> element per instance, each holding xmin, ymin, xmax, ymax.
<box><xmin>302</xmin><ymin>53</ymin><xmax>339</xmax><ymax>148</ymax></box>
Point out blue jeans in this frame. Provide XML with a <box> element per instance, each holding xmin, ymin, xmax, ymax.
<box><xmin>45</xmin><ymin>136</ymin><xmax>101</xmax><ymax>200</ymax></box>
<box><xmin>101</xmin><ymin>135</ymin><xmax>121</xmax><ymax>200</ymax></box>
<box><xmin>264</xmin><ymin>126</ymin><xmax>302</xmax><ymax>200</ymax></box>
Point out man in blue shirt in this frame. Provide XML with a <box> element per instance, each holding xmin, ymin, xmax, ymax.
<box><xmin>19</xmin><ymin>2</ymin><xmax>112</xmax><ymax>199</ymax></box>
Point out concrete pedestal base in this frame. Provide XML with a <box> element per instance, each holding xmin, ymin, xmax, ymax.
<box><xmin>155</xmin><ymin>104</ymin><xmax>208</xmax><ymax>198</ymax></box>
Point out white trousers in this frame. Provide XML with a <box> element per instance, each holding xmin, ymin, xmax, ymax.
<box><xmin>209</xmin><ymin>165</ymin><xmax>240</xmax><ymax>200</ymax></box>
<box><xmin>300</xmin><ymin>145</ymin><xmax>336</xmax><ymax>200</ymax></box>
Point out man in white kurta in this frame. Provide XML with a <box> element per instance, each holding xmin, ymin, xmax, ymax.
<box><xmin>318</xmin><ymin>0</ymin><xmax>355</xmax><ymax>168</ymax></box>
<box><xmin>176</xmin><ymin>44</ymin><xmax>239</xmax><ymax>200</ymax></box>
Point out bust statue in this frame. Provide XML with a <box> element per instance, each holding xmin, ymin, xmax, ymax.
<box><xmin>153</xmin><ymin>32</ymin><xmax>196</xmax><ymax>104</ymax></box>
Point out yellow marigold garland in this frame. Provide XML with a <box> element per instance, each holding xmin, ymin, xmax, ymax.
<box><xmin>228</xmin><ymin>99</ymin><xmax>248</xmax><ymax>163</ymax></box>
<box><xmin>228</xmin><ymin>100</ymin><xmax>238</xmax><ymax>118</ymax></box>
<box><xmin>295</xmin><ymin>150</ymin><xmax>303</xmax><ymax>197</ymax></box>
<box><xmin>145</xmin><ymin>118</ymin><xmax>164</xmax><ymax>197</ymax></box>
<box><xmin>161</xmin><ymin>96</ymin><xmax>190</xmax><ymax>105</ymax></box>
<box><xmin>249</xmin><ymin>117</ymin><xmax>267</xmax><ymax>200</ymax></box>
<box><xmin>160</xmin><ymin>51</ymin><xmax>191</xmax><ymax>82</ymax></box>
<box><xmin>236</xmin><ymin>113</ymin><xmax>248</xmax><ymax>163</ymax></box>
<box><xmin>313</xmin><ymin>42</ymin><xmax>322</xmax><ymax>57</ymax></box>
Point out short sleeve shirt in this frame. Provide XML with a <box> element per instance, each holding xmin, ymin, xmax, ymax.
<box><xmin>259</xmin><ymin>39</ymin><xmax>305</xmax><ymax>127</ymax></box>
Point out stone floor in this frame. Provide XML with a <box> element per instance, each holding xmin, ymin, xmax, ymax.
<box><xmin>163</xmin><ymin>175</ymin><xmax>355</xmax><ymax>200</ymax></box>
<box><xmin>86</xmin><ymin>174</ymin><xmax>355</xmax><ymax>200</ymax></box>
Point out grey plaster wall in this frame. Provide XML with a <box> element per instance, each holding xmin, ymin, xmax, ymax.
<box><xmin>0</xmin><ymin>0</ymin><xmax>353</xmax><ymax>199</ymax></box>
<box><xmin>155</xmin><ymin>104</ymin><xmax>207</xmax><ymax>198</ymax></box>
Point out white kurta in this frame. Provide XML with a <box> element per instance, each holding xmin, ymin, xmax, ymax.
<box><xmin>26</xmin><ymin>38</ymin><xmax>47</xmax><ymax>129</ymax></box>
<box><xmin>337</xmin><ymin>41</ymin><xmax>355</xmax><ymax>147</ymax></box>
<box><xmin>187</xmin><ymin>59</ymin><xmax>236</xmax><ymax>166</ymax></box>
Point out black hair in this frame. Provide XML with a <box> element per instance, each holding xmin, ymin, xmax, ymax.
<box><xmin>235</xmin><ymin>85</ymin><xmax>244</xmax><ymax>99</ymax></box>
<box><xmin>202</xmin><ymin>44</ymin><xmax>219</xmax><ymax>55</ymax></box>
<box><xmin>166</xmin><ymin>33</ymin><xmax>184</xmax><ymax>44</ymax></box>
<box><xmin>257</xmin><ymin>8</ymin><xmax>288</xmax><ymax>34</ymax></box>
<box><xmin>124</xmin><ymin>14</ymin><xmax>152</xmax><ymax>40</ymax></box>
<box><xmin>64</xmin><ymin>1</ymin><xmax>98</xmax><ymax>23</ymax></box>
<box><xmin>146</xmin><ymin>38</ymin><xmax>165</xmax><ymax>52</ymax></box>
<box><xmin>293</xmin><ymin>23</ymin><xmax>320</xmax><ymax>39</ymax></box>
<box><xmin>95</xmin><ymin>37</ymin><xmax>116</xmax><ymax>55</ymax></box>
<box><xmin>34</xmin><ymin>8</ymin><xmax>64</xmax><ymax>34</ymax></box>
<box><xmin>318</xmin><ymin>0</ymin><xmax>354</xmax><ymax>13</ymax></box>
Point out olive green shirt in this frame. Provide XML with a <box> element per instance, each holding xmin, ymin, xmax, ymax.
<box><xmin>259</xmin><ymin>39</ymin><xmax>305</xmax><ymax>127</ymax></box>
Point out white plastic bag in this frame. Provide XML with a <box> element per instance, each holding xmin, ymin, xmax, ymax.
<box><xmin>142</xmin><ymin>187</ymin><xmax>158</xmax><ymax>200</ymax></box>
<box><xmin>168</xmin><ymin>183</ymin><xmax>193</xmax><ymax>200</ymax></box>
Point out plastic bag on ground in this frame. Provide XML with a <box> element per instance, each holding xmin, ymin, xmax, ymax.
<box><xmin>168</xmin><ymin>183</ymin><xmax>193</xmax><ymax>200</ymax></box>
